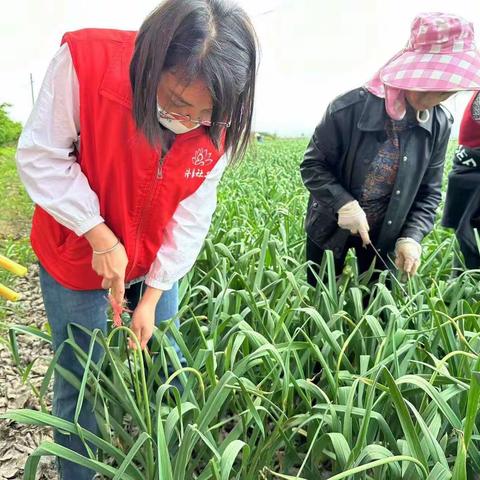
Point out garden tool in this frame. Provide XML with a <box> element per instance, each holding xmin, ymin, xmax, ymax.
<box><xmin>369</xmin><ymin>242</ymin><xmax>411</xmax><ymax>298</ymax></box>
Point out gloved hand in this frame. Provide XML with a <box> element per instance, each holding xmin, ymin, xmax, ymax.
<box><xmin>395</xmin><ymin>238</ymin><xmax>422</xmax><ymax>276</ymax></box>
<box><xmin>338</xmin><ymin>200</ymin><xmax>371</xmax><ymax>246</ymax></box>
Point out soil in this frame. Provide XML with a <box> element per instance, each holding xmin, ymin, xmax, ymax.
<box><xmin>0</xmin><ymin>264</ymin><xmax>57</xmax><ymax>480</ymax></box>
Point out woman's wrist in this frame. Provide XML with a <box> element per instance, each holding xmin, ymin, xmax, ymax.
<box><xmin>139</xmin><ymin>286</ymin><xmax>163</xmax><ymax>309</ymax></box>
<box><xmin>92</xmin><ymin>240</ymin><xmax>120</xmax><ymax>255</ymax></box>
<box><xmin>84</xmin><ymin>223</ymin><xmax>118</xmax><ymax>251</ymax></box>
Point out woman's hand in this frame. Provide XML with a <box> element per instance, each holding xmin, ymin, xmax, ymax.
<box><xmin>395</xmin><ymin>238</ymin><xmax>422</xmax><ymax>276</ymax></box>
<box><xmin>130</xmin><ymin>287</ymin><xmax>163</xmax><ymax>350</ymax></box>
<box><xmin>84</xmin><ymin>223</ymin><xmax>128</xmax><ymax>304</ymax></box>
<box><xmin>337</xmin><ymin>200</ymin><xmax>371</xmax><ymax>246</ymax></box>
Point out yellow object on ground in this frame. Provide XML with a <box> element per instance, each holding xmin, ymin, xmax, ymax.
<box><xmin>0</xmin><ymin>255</ymin><xmax>28</xmax><ymax>277</ymax></box>
<box><xmin>0</xmin><ymin>283</ymin><xmax>21</xmax><ymax>301</ymax></box>
<box><xmin>0</xmin><ymin>254</ymin><xmax>27</xmax><ymax>301</ymax></box>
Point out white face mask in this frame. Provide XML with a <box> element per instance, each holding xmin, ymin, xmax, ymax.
<box><xmin>157</xmin><ymin>104</ymin><xmax>201</xmax><ymax>135</ymax></box>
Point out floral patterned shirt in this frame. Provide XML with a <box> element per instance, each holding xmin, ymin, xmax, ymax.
<box><xmin>359</xmin><ymin>116</ymin><xmax>415</xmax><ymax>231</ymax></box>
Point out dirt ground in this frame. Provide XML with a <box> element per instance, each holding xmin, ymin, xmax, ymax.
<box><xmin>0</xmin><ymin>264</ymin><xmax>57</xmax><ymax>480</ymax></box>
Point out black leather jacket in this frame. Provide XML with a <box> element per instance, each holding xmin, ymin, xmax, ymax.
<box><xmin>301</xmin><ymin>88</ymin><xmax>452</xmax><ymax>257</ymax></box>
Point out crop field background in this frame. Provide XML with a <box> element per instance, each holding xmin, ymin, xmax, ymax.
<box><xmin>1</xmin><ymin>137</ymin><xmax>480</xmax><ymax>479</ymax></box>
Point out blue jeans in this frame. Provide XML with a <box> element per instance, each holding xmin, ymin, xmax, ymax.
<box><xmin>39</xmin><ymin>265</ymin><xmax>181</xmax><ymax>480</ymax></box>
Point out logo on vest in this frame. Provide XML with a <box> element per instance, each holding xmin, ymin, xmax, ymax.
<box><xmin>456</xmin><ymin>145</ymin><xmax>480</xmax><ymax>168</ymax></box>
<box><xmin>185</xmin><ymin>148</ymin><xmax>213</xmax><ymax>179</ymax></box>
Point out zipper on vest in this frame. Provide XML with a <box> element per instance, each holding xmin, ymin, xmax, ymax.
<box><xmin>126</xmin><ymin>153</ymin><xmax>164</xmax><ymax>279</ymax></box>
<box><xmin>157</xmin><ymin>154</ymin><xmax>164</xmax><ymax>179</ymax></box>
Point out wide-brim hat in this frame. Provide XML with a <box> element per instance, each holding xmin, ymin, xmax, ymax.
<box><xmin>367</xmin><ymin>13</ymin><xmax>480</xmax><ymax>119</ymax></box>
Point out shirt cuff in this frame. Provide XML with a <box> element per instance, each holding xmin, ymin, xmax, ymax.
<box><xmin>400</xmin><ymin>229</ymin><xmax>424</xmax><ymax>244</ymax></box>
<box><xmin>144</xmin><ymin>275</ymin><xmax>174</xmax><ymax>291</ymax></box>
<box><xmin>333</xmin><ymin>191</ymin><xmax>355</xmax><ymax>213</ymax></box>
<box><xmin>75</xmin><ymin>215</ymin><xmax>105</xmax><ymax>236</ymax></box>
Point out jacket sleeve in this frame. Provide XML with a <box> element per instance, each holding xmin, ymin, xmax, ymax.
<box><xmin>145</xmin><ymin>154</ymin><xmax>228</xmax><ymax>291</ymax></box>
<box><xmin>16</xmin><ymin>43</ymin><xmax>104</xmax><ymax>236</ymax></box>
<box><xmin>300</xmin><ymin>104</ymin><xmax>355</xmax><ymax>212</ymax></box>
<box><xmin>401</xmin><ymin>114</ymin><xmax>453</xmax><ymax>242</ymax></box>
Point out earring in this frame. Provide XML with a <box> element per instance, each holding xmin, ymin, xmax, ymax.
<box><xmin>416</xmin><ymin>109</ymin><xmax>430</xmax><ymax>123</ymax></box>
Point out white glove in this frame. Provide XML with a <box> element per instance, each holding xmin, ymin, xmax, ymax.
<box><xmin>395</xmin><ymin>238</ymin><xmax>422</xmax><ymax>276</ymax></box>
<box><xmin>338</xmin><ymin>200</ymin><xmax>371</xmax><ymax>246</ymax></box>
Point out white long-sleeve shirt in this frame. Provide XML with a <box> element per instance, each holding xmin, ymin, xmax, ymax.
<box><xmin>16</xmin><ymin>43</ymin><xmax>227</xmax><ymax>291</ymax></box>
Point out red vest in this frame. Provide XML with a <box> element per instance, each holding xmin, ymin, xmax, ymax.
<box><xmin>31</xmin><ymin>29</ymin><xmax>224</xmax><ymax>290</ymax></box>
<box><xmin>459</xmin><ymin>92</ymin><xmax>480</xmax><ymax>149</ymax></box>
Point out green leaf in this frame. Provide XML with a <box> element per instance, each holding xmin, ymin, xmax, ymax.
<box><xmin>383</xmin><ymin>368</ymin><xmax>428</xmax><ymax>469</ymax></box>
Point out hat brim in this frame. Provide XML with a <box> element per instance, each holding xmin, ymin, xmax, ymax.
<box><xmin>380</xmin><ymin>50</ymin><xmax>480</xmax><ymax>92</ymax></box>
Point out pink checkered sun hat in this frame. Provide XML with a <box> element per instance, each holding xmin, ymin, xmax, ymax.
<box><xmin>366</xmin><ymin>13</ymin><xmax>480</xmax><ymax>120</ymax></box>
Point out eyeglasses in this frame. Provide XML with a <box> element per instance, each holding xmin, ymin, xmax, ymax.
<box><xmin>158</xmin><ymin>109</ymin><xmax>232</xmax><ymax>128</ymax></box>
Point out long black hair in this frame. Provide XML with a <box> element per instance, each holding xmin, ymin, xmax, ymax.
<box><xmin>130</xmin><ymin>0</ymin><xmax>258</xmax><ymax>163</ymax></box>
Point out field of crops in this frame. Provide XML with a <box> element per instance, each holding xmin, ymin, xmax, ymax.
<box><xmin>3</xmin><ymin>138</ymin><xmax>480</xmax><ymax>479</ymax></box>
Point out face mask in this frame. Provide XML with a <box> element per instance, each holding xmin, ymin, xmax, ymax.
<box><xmin>157</xmin><ymin>104</ymin><xmax>201</xmax><ymax>135</ymax></box>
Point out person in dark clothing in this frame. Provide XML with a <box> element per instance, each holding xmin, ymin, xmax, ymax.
<box><xmin>443</xmin><ymin>91</ymin><xmax>480</xmax><ymax>270</ymax></box>
<box><xmin>301</xmin><ymin>13</ymin><xmax>480</xmax><ymax>286</ymax></box>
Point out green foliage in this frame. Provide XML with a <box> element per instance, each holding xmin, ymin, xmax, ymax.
<box><xmin>0</xmin><ymin>146</ymin><xmax>35</xmax><ymax>246</ymax></box>
<box><xmin>0</xmin><ymin>103</ymin><xmax>22</xmax><ymax>147</ymax></box>
<box><xmin>4</xmin><ymin>138</ymin><xmax>480</xmax><ymax>479</ymax></box>
<box><xmin>0</xmin><ymin>146</ymin><xmax>35</xmax><ymax>326</ymax></box>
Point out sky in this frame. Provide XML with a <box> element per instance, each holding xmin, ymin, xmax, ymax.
<box><xmin>1</xmin><ymin>0</ymin><xmax>480</xmax><ymax>137</ymax></box>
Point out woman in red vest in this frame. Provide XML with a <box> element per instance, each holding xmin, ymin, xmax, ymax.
<box><xmin>16</xmin><ymin>1</ymin><xmax>257</xmax><ymax>478</ymax></box>
<box><xmin>443</xmin><ymin>92</ymin><xmax>480</xmax><ymax>270</ymax></box>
